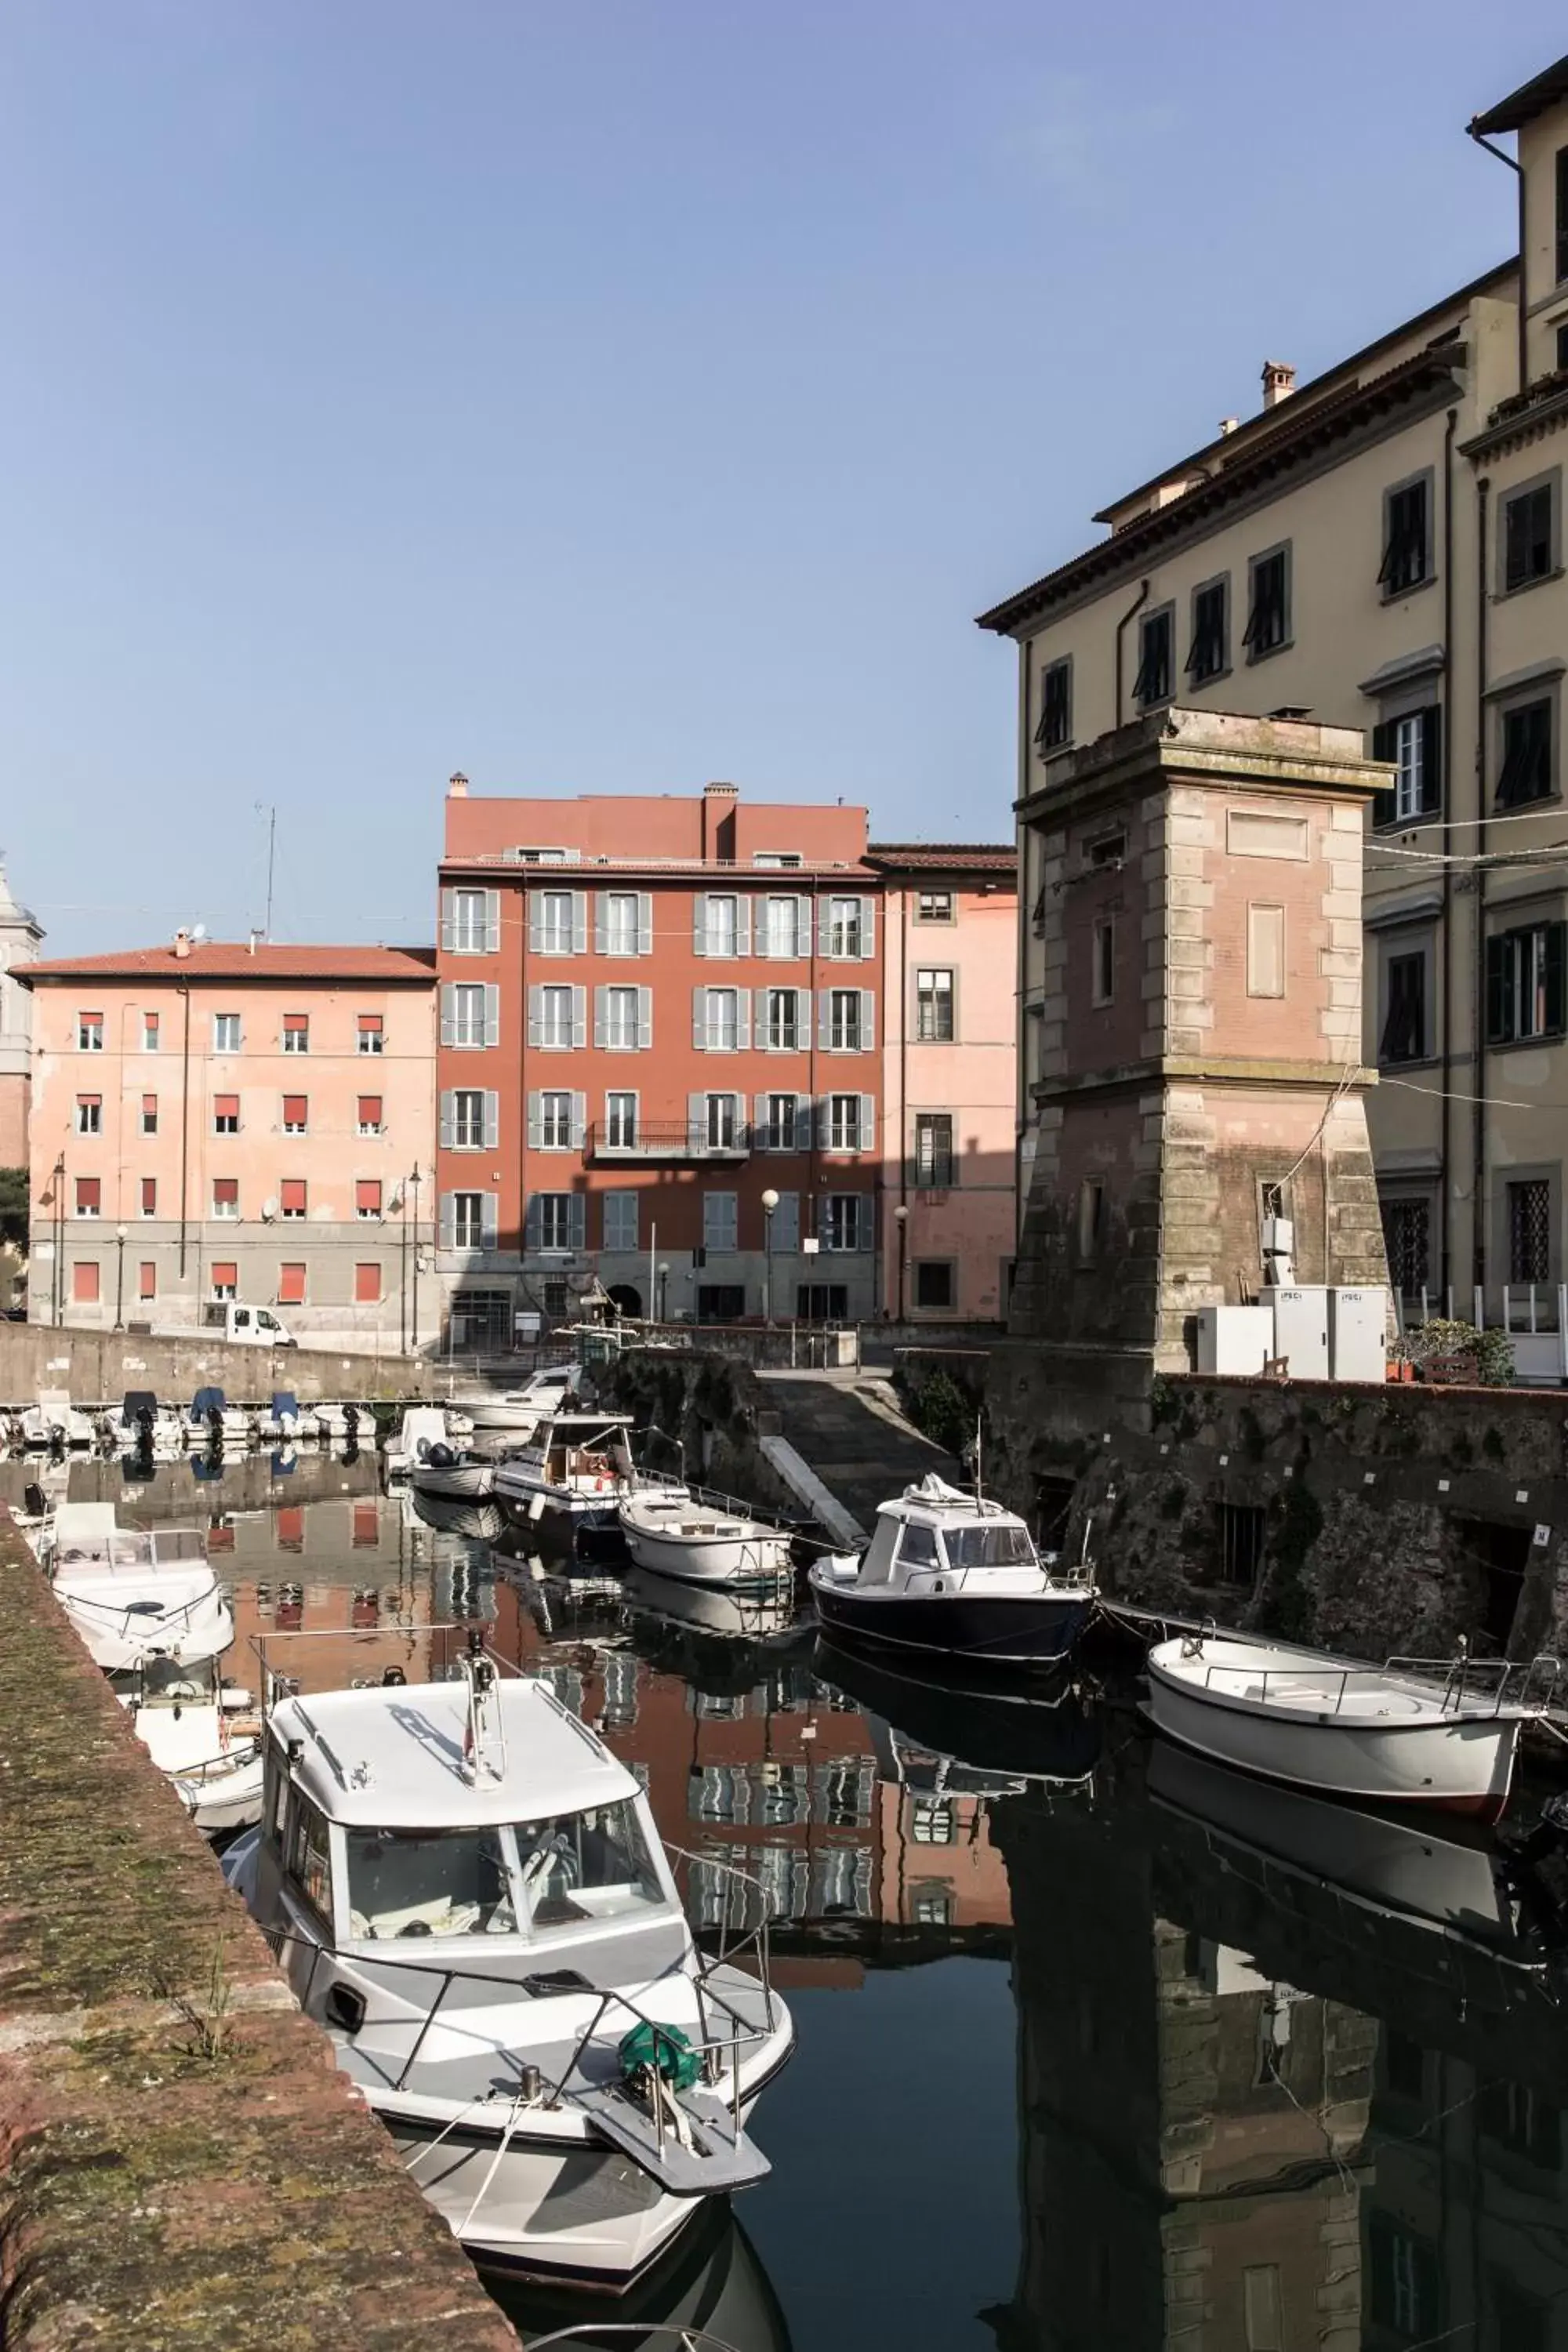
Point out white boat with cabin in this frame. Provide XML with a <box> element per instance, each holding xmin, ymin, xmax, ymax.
<box><xmin>116</xmin><ymin>1654</ymin><xmax>264</xmax><ymax>1836</ymax></box>
<box><xmin>43</xmin><ymin>1502</ymin><xmax>234</xmax><ymax>1672</ymax></box>
<box><xmin>1146</xmin><ymin>1628</ymin><xmax>1564</xmax><ymax>1822</ymax></box>
<box><xmin>222</xmin><ymin>1649</ymin><xmax>793</xmax><ymax>2286</ymax></box>
<box><xmin>21</xmin><ymin>1389</ymin><xmax>96</xmax><ymax>1449</ymax></box>
<box><xmin>493</xmin><ymin>1410</ymin><xmax>650</xmax><ymax>1534</ymax></box>
<box><xmin>618</xmin><ymin>1488</ymin><xmax>795</xmax><ymax>1587</ymax></box>
<box><xmin>460</xmin><ymin>1366</ymin><xmax>578</xmax><ymax>1436</ymax></box>
<box><xmin>385</xmin><ymin>1406</ymin><xmax>456</xmax><ymax>1480</ymax></box>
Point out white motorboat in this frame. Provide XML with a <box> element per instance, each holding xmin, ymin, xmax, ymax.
<box><xmin>258</xmin><ymin>1390</ymin><xmax>306</xmax><ymax>1443</ymax></box>
<box><xmin>409</xmin><ymin>1493</ymin><xmax>507</xmax><ymax>1544</ymax></box>
<box><xmin>622</xmin><ymin>1568</ymin><xmax>799</xmax><ymax>1646</ymax></box>
<box><xmin>311</xmin><ymin>1399</ymin><xmax>379</xmax><ymax>1444</ymax></box>
<box><xmin>410</xmin><ymin>1444</ymin><xmax>499</xmax><ymax>1503</ymax></box>
<box><xmin>187</xmin><ymin>1386</ymin><xmax>254</xmax><ymax>1447</ymax></box>
<box><xmin>113</xmin><ymin>1389</ymin><xmax>188</xmax><ymax>1457</ymax></box>
<box><xmin>1145</xmin><ymin>1629</ymin><xmax>1564</xmax><ymax>1822</ymax></box>
<box><xmin>493</xmin><ymin>1410</ymin><xmax>652</xmax><ymax>1535</ymax></box>
<box><xmin>808</xmin><ymin>1475</ymin><xmax>1095</xmax><ymax>1668</ymax></box>
<box><xmin>44</xmin><ymin>1502</ymin><xmax>234</xmax><ymax>1671</ymax></box>
<box><xmin>114</xmin><ymin>1656</ymin><xmax>264</xmax><ymax>1837</ymax></box>
<box><xmin>20</xmin><ymin>1389</ymin><xmax>96</xmax><ymax>1450</ymax></box>
<box><xmin>385</xmin><ymin>1406</ymin><xmax>454</xmax><ymax>1479</ymax></box>
<box><xmin>460</xmin><ymin>1366</ymin><xmax>577</xmax><ymax>1436</ymax></box>
<box><xmin>222</xmin><ymin>1647</ymin><xmax>793</xmax><ymax>2286</ymax></box>
<box><xmin>618</xmin><ymin>1488</ymin><xmax>796</xmax><ymax>1587</ymax></box>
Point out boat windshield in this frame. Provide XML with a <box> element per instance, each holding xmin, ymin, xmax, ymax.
<box><xmin>346</xmin><ymin>1825</ymin><xmax>517</xmax><ymax>1940</ymax></box>
<box><xmin>343</xmin><ymin>1800</ymin><xmax>667</xmax><ymax>1942</ymax></box>
<box><xmin>943</xmin><ymin>1520</ymin><xmax>1037</xmax><ymax>1569</ymax></box>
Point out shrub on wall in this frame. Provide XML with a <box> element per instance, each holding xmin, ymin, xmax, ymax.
<box><xmin>909</xmin><ymin>1370</ymin><xmax>972</xmax><ymax>1457</ymax></box>
<box><xmin>1398</xmin><ymin>1318</ymin><xmax>1515</xmax><ymax>1387</ymax></box>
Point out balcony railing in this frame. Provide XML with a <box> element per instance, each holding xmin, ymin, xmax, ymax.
<box><xmin>586</xmin><ymin>1120</ymin><xmax>753</xmax><ymax>1163</ymax></box>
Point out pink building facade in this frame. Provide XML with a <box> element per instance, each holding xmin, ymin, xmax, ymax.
<box><xmin>868</xmin><ymin>847</ymin><xmax>1018</xmax><ymax>1324</ymax></box>
<box><xmin>18</xmin><ymin>935</ymin><xmax>437</xmax><ymax>1344</ymax></box>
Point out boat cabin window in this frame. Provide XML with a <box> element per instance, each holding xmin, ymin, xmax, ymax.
<box><xmin>263</xmin><ymin>1748</ymin><xmax>288</xmax><ymax>1849</ymax></box>
<box><xmin>517</xmin><ymin>1802</ymin><xmax>664</xmax><ymax>1933</ymax></box>
<box><xmin>943</xmin><ymin>1521</ymin><xmax>1037</xmax><ymax>1569</ymax></box>
<box><xmin>895</xmin><ymin>1520</ymin><xmax>940</xmax><ymax>1568</ymax></box>
<box><xmin>857</xmin><ymin>1514</ymin><xmax>902</xmax><ymax>1584</ymax></box>
<box><xmin>285</xmin><ymin>1793</ymin><xmax>334</xmax><ymax>1921</ymax></box>
<box><xmin>118</xmin><ymin>1656</ymin><xmax>211</xmax><ymax>1706</ymax></box>
<box><xmin>346</xmin><ymin>1826</ymin><xmax>515</xmax><ymax>1941</ymax></box>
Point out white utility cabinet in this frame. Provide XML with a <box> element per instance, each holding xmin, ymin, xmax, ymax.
<box><xmin>1269</xmin><ymin>1286</ymin><xmax>1330</xmax><ymax>1380</ymax></box>
<box><xmin>1330</xmin><ymin>1287</ymin><xmax>1388</xmax><ymax>1382</ymax></box>
<box><xmin>1196</xmin><ymin>1305</ymin><xmax>1276</xmax><ymax>1377</ymax></box>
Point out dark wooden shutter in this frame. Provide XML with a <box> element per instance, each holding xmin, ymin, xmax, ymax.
<box><xmin>1370</xmin><ymin>719</ymin><xmax>1398</xmax><ymax>829</ymax></box>
<box><xmin>1548</xmin><ymin>923</ymin><xmax>1567</xmax><ymax>1036</ymax></box>
<box><xmin>1420</xmin><ymin>705</ymin><xmax>1442</xmax><ymax>814</ymax></box>
<box><xmin>1485</xmin><ymin>934</ymin><xmax>1509</xmax><ymax>1044</ymax></box>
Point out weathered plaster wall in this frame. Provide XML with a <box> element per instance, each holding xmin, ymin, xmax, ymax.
<box><xmin>0</xmin><ymin>1323</ymin><xmax>434</xmax><ymax>1406</ymax></box>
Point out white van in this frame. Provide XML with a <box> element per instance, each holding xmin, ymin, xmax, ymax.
<box><xmin>201</xmin><ymin>1301</ymin><xmax>297</xmax><ymax>1348</ymax></box>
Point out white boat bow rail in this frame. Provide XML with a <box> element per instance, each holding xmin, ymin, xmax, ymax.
<box><xmin>1165</xmin><ymin>1628</ymin><xmax>1568</xmax><ymax>1725</ymax></box>
<box><xmin>261</xmin><ymin>1841</ymin><xmax>784</xmax><ymax>2206</ymax></box>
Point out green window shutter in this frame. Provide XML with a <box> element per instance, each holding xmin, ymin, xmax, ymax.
<box><xmin>1370</xmin><ymin>718</ymin><xmax>1398</xmax><ymax>829</ymax></box>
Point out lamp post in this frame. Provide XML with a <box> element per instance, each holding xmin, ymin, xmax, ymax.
<box><xmin>894</xmin><ymin>1203</ymin><xmax>909</xmax><ymax>1323</ymax></box>
<box><xmin>760</xmin><ymin>1189</ymin><xmax>779</xmax><ymax>1325</ymax></box>
<box><xmin>113</xmin><ymin>1223</ymin><xmax>127</xmax><ymax>1330</ymax></box>
<box><xmin>390</xmin><ymin>1184</ymin><xmax>408</xmax><ymax>1352</ymax></box>
<box><xmin>657</xmin><ymin>1261</ymin><xmax>670</xmax><ymax>1323</ymax></box>
<box><xmin>42</xmin><ymin>1152</ymin><xmax>65</xmax><ymax>1324</ymax></box>
<box><xmin>408</xmin><ymin>1163</ymin><xmax>422</xmax><ymax>1356</ymax></box>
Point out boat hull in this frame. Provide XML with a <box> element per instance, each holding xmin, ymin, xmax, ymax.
<box><xmin>810</xmin><ymin>1577</ymin><xmax>1091</xmax><ymax>1666</ymax></box>
<box><xmin>411</xmin><ymin>1461</ymin><xmax>496</xmax><ymax>1502</ymax></box>
<box><xmin>1145</xmin><ymin>1661</ymin><xmax>1524</xmax><ymax>1820</ymax></box>
<box><xmin>621</xmin><ymin>1520</ymin><xmax>794</xmax><ymax>1587</ymax></box>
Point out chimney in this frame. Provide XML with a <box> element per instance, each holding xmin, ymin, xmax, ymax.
<box><xmin>448</xmin><ymin>771</ymin><xmax>469</xmax><ymax>797</ymax></box>
<box><xmin>1261</xmin><ymin>361</ymin><xmax>1296</xmax><ymax>412</ymax></box>
<box><xmin>173</xmin><ymin>928</ymin><xmax>191</xmax><ymax>960</ymax></box>
<box><xmin>247</xmin><ymin>928</ymin><xmax>260</xmax><ymax>956</ymax></box>
<box><xmin>1218</xmin><ymin>416</ymin><xmax>1240</xmax><ymax>437</ymax></box>
<box><xmin>702</xmin><ymin>781</ymin><xmax>739</xmax><ymax>866</ymax></box>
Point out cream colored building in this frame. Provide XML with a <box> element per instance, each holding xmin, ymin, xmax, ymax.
<box><xmin>980</xmin><ymin>50</ymin><xmax>1568</xmax><ymax>1336</ymax></box>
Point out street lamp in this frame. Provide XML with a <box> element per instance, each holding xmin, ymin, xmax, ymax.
<box><xmin>114</xmin><ymin>1223</ymin><xmax>128</xmax><ymax>1330</ymax></box>
<box><xmin>40</xmin><ymin>1152</ymin><xmax>66</xmax><ymax>1324</ymax></box>
<box><xmin>407</xmin><ymin>1163</ymin><xmax>422</xmax><ymax>1356</ymax></box>
<box><xmin>390</xmin><ymin>1183</ymin><xmax>408</xmax><ymax>1352</ymax></box>
<box><xmin>894</xmin><ymin>1203</ymin><xmax>909</xmax><ymax>1323</ymax></box>
<box><xmin>760</xmin><ymin>1189</ymin><xmax>779</xmax><ymax>1325</ymax></box>
<box><xmin>657</xmin><ymin>1261</ymin><xmax>670</xmax><ymax>1323</ymax></box>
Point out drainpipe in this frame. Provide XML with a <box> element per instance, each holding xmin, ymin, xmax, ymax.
<box><xmin>1439</xmin><ymin>406</ymin><xmax>1457</xmax><ymax>1299</ymax></box>
<box><xmin>1473</xmin><ymin>474</ymin><xmax>1492</xmax><ymax>1296</ymax></box>
<box><xmin>1113</xmin><ymin>579</ymin><xmax>1152</xmax><ymax>728</ymax></box>
<box><xmin>1466</xmin><ymin>124</ymin><xmax>1528</xmax><ymax>397</ymax></box>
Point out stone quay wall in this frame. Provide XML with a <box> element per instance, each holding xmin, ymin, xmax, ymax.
<box><xmin>0</xmin><ymin>1511</ymin><xmax>517</xmax><ymax>2352</ymax></box>
<box><xmin>0</xmin><ymin>1322</ymin><xmax>437</xmax><ymax>1408</ymax></box>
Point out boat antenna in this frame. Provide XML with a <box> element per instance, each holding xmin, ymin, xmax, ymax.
<box><xmin>974</xmin><ymin>1417</ymin><xmax>983</xmax><ymax>1507</ymax></box>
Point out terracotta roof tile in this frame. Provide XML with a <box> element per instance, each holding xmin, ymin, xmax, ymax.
<box><xmin>17</xmin><ymin>942</ymin><xmax>437</xmax><ymax>985</ymax></box>
<box><xmin>866</xmin><ymin>843</ymin><xmax>1017</xmax><ymax>872</ymax></box>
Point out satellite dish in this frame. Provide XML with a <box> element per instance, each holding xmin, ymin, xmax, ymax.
<box><xmin>261</xmin><ymin>1197</ymin><xmax>278</xmax><ymax>1221</ymax></box>
<box><xmin>191</xmin><ymin>923</ymin><xmax>208</xmax><ymax>942</ymax></box>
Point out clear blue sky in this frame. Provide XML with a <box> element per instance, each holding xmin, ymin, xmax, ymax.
<box><xmin>2</xmin><ymin>4</ymin><xmax>1561</xmax><ymax>953</ymax></box>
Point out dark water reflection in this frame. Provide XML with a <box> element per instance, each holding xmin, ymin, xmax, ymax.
<box><xmin>19</xmin><ymin>1455</ymin><xmax>1568</xmax><ymax>2350</ymax></box>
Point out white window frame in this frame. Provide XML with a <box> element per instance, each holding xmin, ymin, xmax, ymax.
<box><xmin>452</xmin><ymin>887</ymin><xmax>489</xmax><ymax>953</ymax></box>
<box><xmin>452</xmin><ymin>1089</ymin><xmax>485</xmax><ymax>1149</ymax></box>
<box><xmin>827</xmin><ymin>1094</ymin><xmax>861</xmax><ymax>1152</ymax></box>
<box><xmin>538</xmin><ymin>889</ymin><xmax>575</xmax><ymax>955</ymax></box>
<box><xmin>452</xmin><ymin>1191</ymin><xmax>484</xmax><ymax>1250</ymax></box>
<box><xmin>826</xmin><ymin>896</ymin><xmax>862</xmax><ymax>959</ymax></box>
<box><xmin>605</xmin><ymin>1090</ymin><xmax>638</xmax><ymax>1149</ymax></box>
<box><xmin>212</xmin><ymin>1014</ymin><xmax>241</xmax><ymax>1054</ymax></box>
<box><xmin>538</xmin><ymin>1192</ymin><xmax>574</xmax><ymax>1252</ymax></box>
<box><xmin>539</xmin><ymin>985</ymin><xmax>573</xmax><ymax>1050</ymax></box>
<box><xmin>539</xmin><ymin>1090</ymin><xmax>574</xmax><ymax>1149</ymax></box>
<box><xmin>761</xmin><ymin>896</ymin><xmax>801</xmax><ymax>959</ymax></box>
<box><xmin>765</xmin><ymin>986</ymin><xmax>800</xmax><ymax>1051</ymax></box>
<box><xmin>78</xmin><ymin>1014</ymin><xmax>104</xmax><ymax>1052</ymax></box>
<box><xmin>76</xmin><ymin>1098</ymin><xmax>101</xmax><ymax>1137</ymax></box>
<box><xmin>828</xmin><ymin>988</ymin><xmax>862</xmax><ymax>1052</ymax></box>
<box><xmin>603</xmin><ymin>891</ymin><xmax>640</xmax><ymax>956</ymax></box>
<box><xmin>453</xmin><ymin>984</ymin><xmax>488</xmax><ymax>1047</ymax></box>
<box><xmin>1394</xmin><ymin>713</ymin><xmax>1425</xmax><ymax>821</ymax></box>
<box><xmin>823</xmin><ymin>1194</ymin><xmax>869</xmax><ymax>1251</ymax></box>
<box><xmin>605</xmin><ymin>985</ymin><xmax>640</xmax><ymax>1051</ymax></box>
<box><xmin>706</xmin><ymin>987</ymin><xmax>740</xmax><ymax>1052</ymax></box>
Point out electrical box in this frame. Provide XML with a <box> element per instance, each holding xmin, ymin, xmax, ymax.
<box><xmin>1270</xmin><ymin>1287</ymin><xmax>1330</xmax><ymax>1380</ymax></box>
<box><xmin>1330</xmin><ymin>1287</ymin><xmax>1388</xmax><ymax>1383</ymax></box>
<box><xmin>1196</xmin><ymin>1305</ymin><xmax>1276</xmax><ymax>1377</ymax></box>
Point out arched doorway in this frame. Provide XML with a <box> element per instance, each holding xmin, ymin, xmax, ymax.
<box><xmin>608</xmin><ymin>1283</ymin><xmax>643</xmax><ymax>1317</ymax></box>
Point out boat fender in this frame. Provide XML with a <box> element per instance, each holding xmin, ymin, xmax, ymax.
<box><xmin>619</xmin><ymin>2020</ymin><xmax>702</xmax><ymax>2093</ymax></box>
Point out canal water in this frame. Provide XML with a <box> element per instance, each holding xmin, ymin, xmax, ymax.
<box><xmin>17</xmin><ymin>1445</ymin><xmax>1568</xmax><ymax>2350</ymax></box>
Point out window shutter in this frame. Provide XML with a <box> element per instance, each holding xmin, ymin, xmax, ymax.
<box><xmin>572</xmin><ymin>985</ymin><xmax>587</xmax><ymax>1048</ymax></box>
<box><xmin>1370</xmin><ymin>719</ymin><xmax>1398</xmax><ymax>829</ymax></box>
<box><xmin>693</xmin><ymin>987</ymin><xmax>707</xmax><ymax>1050</ymax></box>
<box><xmin>484</xmin><ymin>890</ymin><xmax>500</xmax><ymax>953</ymax></box>
<box><xmin>569</xmin><ymin>1192</ymin><xmax>586</xmax><ymax>1252</ymax></box>
<box><xmin>528</xmin><ymin>891</ymin><xmax>544</xmax><ymax>952</ymax></box>
<box><xmin>440</xmin><ymin>984</ymin><xmax>457</xmax><ymax>1047</ymax></box>
<box><xmin>858</xmin><ymin>1195</ymin><xmax>875</xmax><ymax>1251</ymax></box>
<box><xmin>814</xmin><ymin>1096</ymin><xmax>828</xmax><ymax>1148</ymax></box>
<box><xmin>1421</xmin><ymin>705</ymin><xmax>1443</xmax><ymax>815</ymax></box>
<box><xmin>736</xmin><ymin>898</ymin><xmax>753</xmax><ymax>956</ymax></box>
<box><xmin>572</xmin><ymin>1091</ymin><xmax>587</xmax><ymax>1147</ymax></box>
<box><xmin>817</xmin><ymin>990</ymin><xmax>830</xmax><ymax>1049</ymax></box>
<box><xmin>859</xmin><ymin>898</ymin><xmax>876</xmax><ymax>959</ymax></box>
<box><xmin>355</xmin><ymin>1179</ymin><xmax>381</xmax><ymax>1217</ymax></box>
<box><xmin>753</xmin><ymin>1091</ymin><xmax>770</xmax><ymax>1136</ymax></box>
<box><xmin>439</xmin><ymin>888</ymin><xmax>456</xmax><ymax>954</ymax></box>
<box><xmin>693</xmin><ymin>898</ymin><xmax>708</xmax><ymax>956</ymax></box>
<box><xmin>484</xmin><ymin>984</ymin><xmax>500</xmax><ymax>1046</ymax></box>
<box><xmin>594</xmin><ymin>985</ymin><xmax>608</xmax><ymax>1047</ymax></box>
<box><xmin>481</xmin><ymin>1192</ymin><xmax>499</xmax><ymax>1250</ymax></box>
<box><xmin>593</xmin><ymin>893</ymin><xmax>608</xmax><ymax>954</ymax></box>
<box><xmin>752</xmin><ymin>986</ymin><xmax>768</xmax><ymax>1047</ymax></box>
<box><xmin>438</xmin><ymin>1091</ymin><xmax>454</xmax><ymax>1151</ymax></box>
<box><xmin>572</xmin><ymin>892</ymin><xmax>588</xmax><ymax>954</ymax></box>
<box><xmin>859</xmin><ymin>1094</ymin><xmax>877</xmax><ymax>1152</ymax></box>
<box><xmin>484</xmin><ymin>1091</ymin><xmax>500</xmax><ymax>1149</ymax></box>
<box><xmin>859</xmin><ymin>989</ymin><xmax>876</xmax><ymax>1050</ymax></box>
<box><xmin>524</xmin><ymin>1194</ymin><xmax>541</xmax><ymax>1249</ymax></box>
<box><xmin>637</xmin><ymin>984</ymin><xmax>653</xmax><ymax>1048</ymax></box>
<box><xmin>722</xmin><ymin>1193</ymin><xmax>738</xmax><ymax>1250</ymax></box>
<box><xmin>1548</xmin><ymin>924</ymin><xmax>1567</xmax><ymax>1036</ymax></box>
<box><xmin>797</xmin><ymin>894</ymin><xmax>811</xmax><ymax>956</ymax></box>
<box><xmin>689</xmin><ymin>1091</ymin><xmax>705</xmax><ymax>1147</ymax></box>
<box><xmin>528</xmin><ymin>1091</ymin><xmax>543</xmax><ymax>1149</ymax></box>
<box><xmin>735</xmin><ymin>990</ymin><xmax>751</xmax><ymax>1051</ymax></box>
<box><xmin>637</xmin><ymin>892</ymin><xmax>653</xmax><ymax>954</ymax></box>
<box><xmin>439</xmin><ymin>1192</ymin><xmax>456</xmax><ymax>1248</ymax></box>
<box><xmin>775</xmin><ymin>1192</ymin><xmax>800</xmax><ymax>1250</ymax></box>
<box><xmin>528</xmin><ymin>985</ymin><xmax>543</xmax><ymax>1047</ymax></box>
<box><xmin>797</xmin><ymin>1091</ymin><xmax>812</xmax><ymax>1144</ymax></box>
<box><xmin>1485</xmin><ymin>934</ymin><xmax>1508</xmax><ymax>1044</ymax></box>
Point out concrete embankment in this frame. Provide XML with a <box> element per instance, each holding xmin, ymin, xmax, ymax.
<box><xmin>0</xmin><ymin>1510</ymin><xmax>517</xmax><ymax>2351</ymax></box>
<box><xmin>0</xmin><ymin>1322</ymin><xmax>437</xmax><ymax>1406</ymax></box>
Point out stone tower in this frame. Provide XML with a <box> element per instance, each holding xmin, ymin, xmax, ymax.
<box><xmin>0</xmin><ymin>855</ymin><xmax>42</xmax><ymax>1169</ymax></box>
<box><xmin>1011</xmin><ymin>708</ymin><xmax>1389</xmax><ymax>1381</ymax></box>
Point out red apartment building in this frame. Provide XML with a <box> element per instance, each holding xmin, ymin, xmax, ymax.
<box><xmin>434</xmin><ymin>777</ymin><xmax>1018</xmax><ymax>1341</ymax></box>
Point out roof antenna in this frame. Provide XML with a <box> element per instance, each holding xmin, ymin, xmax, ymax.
<box><xmin>255</xmin><ymin>801</ymin><xmax>277</xmax><ymax>940</ymax></box>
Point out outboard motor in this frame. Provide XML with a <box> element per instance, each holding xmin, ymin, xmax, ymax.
<box><xmin>427</xmin><ymin>1441</ymin><xmax>456</xmax><ymax>1470</ymax></box>
<box><xmin>343</xmin><ymin>1403</ymin><xmax>361</xmax><ymax>1439</ymax></box>
<box><xmin>23</xmin><ymin>1480</ymin><xmax>46</xmax><ymax>1519</ymax></box>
